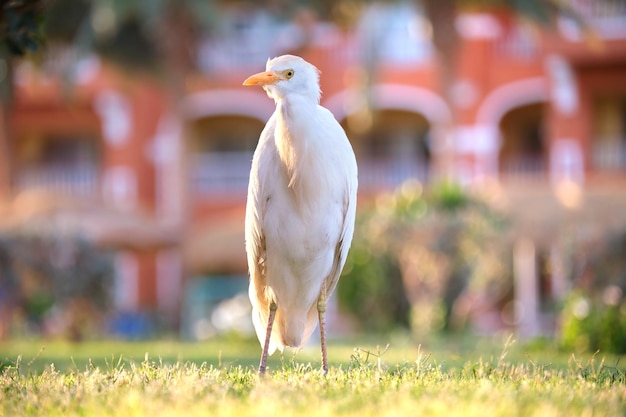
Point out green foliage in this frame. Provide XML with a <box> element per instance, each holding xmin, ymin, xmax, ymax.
<box><xmin>560</xmin><ymin>292</ymin><xmax>626</xmax><ymax>354</ymax></box>
<box><xmin>0</xmin><ymin>231</ymin><xmax>114</xmax><ymax>339</ymax></box>
<box><xmin>41</xmin><ymin>0</ymin><xmax>218</xmax><ymax>74</ymax></box>
<box><xmin>0</xmin><ymin>1</ymin><xmax>45</xmax><ymax>102</ymax></box>
<box><xmin>430</xmin><ymin>179</ymin><xmax>468</xmax><ymax>212</ymax></box>
<box><xmin>338</xmin><ymin>180</ymin><xmax>510</xmax><ymax>334</ymax></box>
<box><xmin>94</xmin><ymin>15</ymin><xmax>161</xmax><ymax>71</ymax></box>
<box><xmin>560</xmin><ymin>230</ymin><xmax>626</xmax><ymax>354</ymax></box>
<box><xmin>43</xmin><ymin>0</ymin><xmax>90</xmax><ymax>43</ymax></box>
<box><xmin>338</xmin><ymin>229</ymin><xmax>410</xmax><ymax>332</ymax></box>
<box><xmin>0</xmin><ymin>1</ymin><xmax>45</xmax><ymax>56</ymax></box>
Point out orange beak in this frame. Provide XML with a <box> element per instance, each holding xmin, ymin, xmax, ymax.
<box><xmin>243</xmin><ymin>71</ymin><xmax>282</xmax><ymax>86</ymax></box>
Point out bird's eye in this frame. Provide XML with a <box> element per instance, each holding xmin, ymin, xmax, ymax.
<box><xmin>284</xmin><ymin>70</ymin><xmax>295</xmax><ymax>79</ymax></box>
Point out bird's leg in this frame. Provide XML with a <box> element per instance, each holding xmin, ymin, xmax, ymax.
<box><xmin>317</xmin><ymin>293</ymin><xmax>329</xmax><ymax>375</ymax></box>
<box><xmin>259</xmin><ymin>301</ymin><xmax>277</xmax><ymax>375</ymax></box>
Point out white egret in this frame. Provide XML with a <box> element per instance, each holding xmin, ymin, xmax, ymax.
<box><xmin>243</xmin><ymin>55</ymin><xmax>358</xmax><ymax>374</ymax></box>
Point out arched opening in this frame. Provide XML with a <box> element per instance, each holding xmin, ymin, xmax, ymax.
<box><xmin>188</xmin><ymin>115</ymin><xmax>264</xmax><ymax>195</ymax></box>
<box><xmin>498</xmin><ymin>103</ymin><xmax>546</xmax><ymax>177</ymax></box>
<box><xmin>344</xmin><ymin>109</ymin><xmax>430</xmax><ymax>190</ymax></box>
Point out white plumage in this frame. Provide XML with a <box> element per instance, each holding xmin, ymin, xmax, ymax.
<box><xmin>243</xmin><ymin>55</ymin><xmax>358</xmax><ymax>374</ymax></box>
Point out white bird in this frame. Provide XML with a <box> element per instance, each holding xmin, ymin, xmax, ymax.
<box><xmin>242</xmin><ymin>55</ymin><xmax>358</xmax><ymax>374</ymax></box>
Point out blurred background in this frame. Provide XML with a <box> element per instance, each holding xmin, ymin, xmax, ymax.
<box><xmin>0</xmin><ymin>0</ymin><xmax>625</xmax><ymax>353</ymax></box>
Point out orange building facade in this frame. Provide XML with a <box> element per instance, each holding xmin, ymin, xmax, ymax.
<box><xmin>1</xmin><ymin>2</ymin><xmax>626</xmax><ymax>334</ymax></box>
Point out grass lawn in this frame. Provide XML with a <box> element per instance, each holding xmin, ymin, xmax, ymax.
<box><xmin>1</xmin><ymin>333</ymin><xmax>625</xmax><ymax>416</ymax></box>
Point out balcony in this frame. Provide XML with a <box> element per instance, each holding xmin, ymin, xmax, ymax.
<box><xmin>570</xmin><ymin>0</ymin><xmax>626</xmax><ymax>38</ymax></box>
<box><xmin>593</xmin><ymin>141</ymin><xmax>626</xmax><ymax>171</ymax></box>
<box><xmin>190</xmin><ymin>152</ymin><xmax>253</xmax><ymax>197</ymax></box>
<box><xmin>190</xmin><ymin>151</ymin><xmax>430</xmax><ymax>198</ymax></box>
<box><xmin>359</xmin><ymin>158</ymin><xmax>429</xmax><ymax>190</ymax></box>
<box><xmin>500</xmin><ymin>155</ymin><xmax>546</xmax><ymax>179</ymax></box>
<box><xmin>493</xmin><ymin>24</ymin><xmax>539</xmax><ymax>60</ymax></box>
<box><xmin>14</xmin><ymin>164</ymin><xmax>100</xmax><ymax>196</ymax></box>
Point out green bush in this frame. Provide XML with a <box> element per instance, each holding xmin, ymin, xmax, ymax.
<box><xmin>560</xmin><ymin>291</ymin><xmax>626</xmax><ymax>353</ymax></box>
<box><xmin>337</xmin><ymin>180</ymin><xmax>511</xmax><ymax>334</ymax></box>
<box><xmin>337</xmin><ymin>219</ymin><xmax>411</xmax><ymax>332</ymax></box>
<box><xmin>0</xmin><ymin>231</ymin><xmax>114</xmax><ymax>339</ymax></box>
<box><xmin>560</xmin><ymin>230</ymin><xmax>626</xmax><ymax>354</ymax></box>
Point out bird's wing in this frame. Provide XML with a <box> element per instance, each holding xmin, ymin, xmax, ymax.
<box><xmin>319</xmin><ymin>109</ymin><xmax>358</xmax><ymax>297</ymax></box>
<box><xmin>324</xmin><ymin>172</ymin><xmax>357</xmax><ymax>297</ymax></box>
<box><xmin>245</xmin><ymin>115</ymin><xmax>277</xmax><ymax>316</ymax></box>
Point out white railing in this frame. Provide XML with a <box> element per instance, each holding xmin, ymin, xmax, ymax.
<box><xmin>15</xmin><ymin>165</ymin><xmax>100</xmax><ymax>195</ymax></box>
<box><xmin>358</xmin><ymin>158</ymin><xmax>430</xmax><ymax>190</ymax></box>
<box><xmin>570</xmin><ymin>0</ymin><xmax>626</xmax><ymax>19</ymax></box>
<box><xmin>493</xmin><ymin>25</ymin><xmax>539</xmax><ymax>60</ymax></box>
<box><xmin>190</xmin><ymin>152</ymin><xmax>254</xmax><ymax>195</ymax></box>
<box><xmin>500</xmin><ymin>156</ymin><xmax>546</xmax><ymax>178</ymax></box>
<box><xmin>593</xmin><ymin>141</ymin><xmax>626</xmax><ymax>170</ymax></box>
<box><xmin>191</xmin><ymin>152</ymin><xmax>430</xmax><ymax>195</ymax></box>
<box><xmin>568</xmin><ymin>0</ymin><xmax>626</xmax><ymax>38</ymax></box>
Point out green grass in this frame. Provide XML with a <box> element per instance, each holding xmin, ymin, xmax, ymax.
<box><xmin>1</xmin><ymin>334</ymin><xmax>625</xmax><ymax>416</ymax></box>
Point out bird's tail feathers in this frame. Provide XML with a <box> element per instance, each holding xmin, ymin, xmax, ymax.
<box><xmin>252</xmin><ymin>304</ymin><xmax>318</xmax><ymax>354</ymax></box>
<box><xmin>276</xmin><ymin>306</ymin><xmax>318</xmax><ymax>349</ymax></box>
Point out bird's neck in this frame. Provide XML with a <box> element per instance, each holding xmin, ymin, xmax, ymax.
<box><xmin>275</xmin><ymin>96</ymin><xmax>317</xmax><ymax>189</ymax></box>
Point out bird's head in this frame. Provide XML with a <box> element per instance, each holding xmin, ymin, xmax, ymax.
<box><xmin>243</xmin><ymin>55</ymin><xmax>321</xmax><ymax>104</ymax></box>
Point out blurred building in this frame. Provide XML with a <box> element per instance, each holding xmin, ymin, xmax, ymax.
<box><xmin>1</xmin><ymin>0</ymin><xmax>625</xmax><ymax>336</ymax></box>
